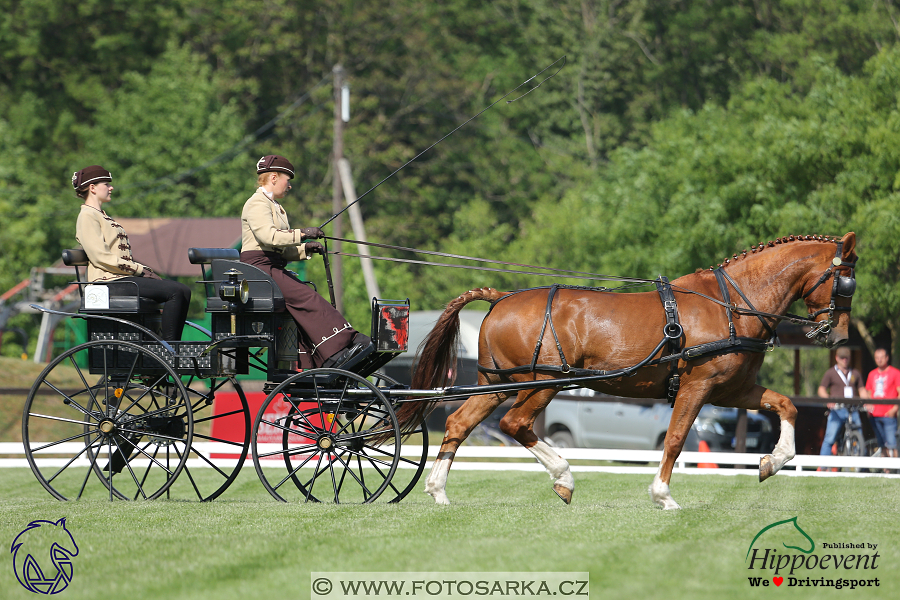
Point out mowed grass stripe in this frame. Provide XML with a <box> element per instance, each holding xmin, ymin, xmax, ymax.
<box><xmin>1</xmin><ymin>468</ymin><xmax>896</xmax><ymax>600</ymax></box>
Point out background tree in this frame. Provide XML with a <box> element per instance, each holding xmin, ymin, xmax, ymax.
<box><xmin>2</xmin><ymin>0</ymin><xmax>899</xmax><ymax>357</ymax></box>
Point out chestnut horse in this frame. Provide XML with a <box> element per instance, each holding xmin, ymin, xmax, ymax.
<box><xmin>403</xmin><ymin>233</ymin><xmax>857</xmax><ymax>509</ymax></box>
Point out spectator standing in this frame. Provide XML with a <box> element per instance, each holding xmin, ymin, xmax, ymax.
<box><xmin>864</xmin><ymin>348</ymin><xmax>900</xmax><ymax>465</ymax></box>
<box><xmin>818</xmin><ymin>346</ymin><xmax>867</xmax><ymax>457</ymax></box>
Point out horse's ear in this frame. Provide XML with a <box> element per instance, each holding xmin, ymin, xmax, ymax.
<box><xmin>841</xmin><ymin>232</ymin><xmax>856</xmax><ymax>257</ymax></box>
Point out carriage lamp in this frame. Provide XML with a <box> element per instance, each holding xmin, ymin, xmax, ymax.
<box><xmin>219</xmin><ymin>269</ymin><xmax>249</xmax><ymax>334</ymax></box>
<box><xmin>219</xmin><ymin>269</ymin><xmax>249</xmax><ymax>304</ymax></box>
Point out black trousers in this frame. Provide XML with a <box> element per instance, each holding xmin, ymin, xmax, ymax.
<box><xmin>117</xmin><ymin>277</ymin><xmax>192</xmax><ymax>341</ymax></box>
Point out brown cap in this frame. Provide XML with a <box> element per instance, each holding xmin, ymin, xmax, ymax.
<box><xmin>256</xmin><ymin>155</ymin><xmax>294</xmax><ymax>179</ymax></box>
<box><xmin>835</xmin><ymin>347</ymin><xmax>851</xmax><ymax>359</ymax></box>
<box><xmin>72</xmin><ymin>165</ymin><xmax>112</xmax><ymax>190</ymax></box>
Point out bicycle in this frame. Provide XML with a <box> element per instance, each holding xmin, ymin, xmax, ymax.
<box><xmin>835</xmin><ymin>405</ymin><xmax>868</xmax><ymax>472</ymax></box>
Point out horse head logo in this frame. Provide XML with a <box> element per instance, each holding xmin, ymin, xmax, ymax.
<box><xmin>746</xmin><ymin>516</ymin><xmax>815</xmax><ymax>561</ymax></box>
<box><xmin>10</xmin><ymin>518</ymin><xmax>79</xmax><ymax>594</ymax></box>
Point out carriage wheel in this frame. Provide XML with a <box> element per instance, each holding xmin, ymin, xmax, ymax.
<box><xmin>251</xmin><ymin>368</ymin><xmax>401</xmax><ymax>503</ymax></box>
<box><xmin>370</xmin><ymin>372</ymin><xmax>429</xmax><ymax>503</ymax></box>
<box><xmin>22</xmin><ymin>340</ymin><xmax>193</xmax><ymax>501</ymax></box>
<box><xmin>165</xmin><ymin>377</ymin><xmax>250</xmax><ymax>501</ymax></box>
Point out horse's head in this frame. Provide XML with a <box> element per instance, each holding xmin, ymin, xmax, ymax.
<box><xmin>799</xmin><ymin>232</ymin><xmax>857</xmax><ymax>348</ymax></box>
<box><xmin>746</xmin><ymin>516</ymin><xmax>815</xmax><ymax>561</ymax></box>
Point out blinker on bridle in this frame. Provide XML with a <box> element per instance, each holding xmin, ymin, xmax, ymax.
<box><xmin>801</xmin><ymin>241</ymin><xmax>856</xmax><ymax>339</ymax></box>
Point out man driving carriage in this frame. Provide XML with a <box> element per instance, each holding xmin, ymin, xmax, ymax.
<box><xmin>240</xmin><ymin>154</ymin><xmax>370</xmax><ymax>369</ymax></box>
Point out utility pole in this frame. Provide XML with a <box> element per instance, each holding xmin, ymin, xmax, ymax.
<box><xmin>331</xmin><ymin>64</ymin><xmax>344</xmax><ymax>312</ymax></box>
<box><xmin>338</xmin><ymin>158</ymin><xmax>381</xmax><ymax>299</ymax></box>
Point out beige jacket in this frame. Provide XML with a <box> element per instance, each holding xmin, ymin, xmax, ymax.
<box><xmin>240</xmin><ymin>188</ymin><xmax>310</xmax><ymax>261</ymax></box>
<box><xmin>75</xmin><ymin>205</ymin><xmax>146</xmax><ymax>281</ymax></box>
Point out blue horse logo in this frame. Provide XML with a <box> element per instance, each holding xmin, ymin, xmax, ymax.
<box><xmin>10</xmin><ymin>518</ymin><xmax>79</xmax><ymax>594</ymax></box>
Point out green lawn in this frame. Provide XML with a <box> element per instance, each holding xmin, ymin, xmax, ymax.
<box><xmin>1</xmin><ymin>467</ymin><xmax>897</xmax><ymax>600</ymax></box>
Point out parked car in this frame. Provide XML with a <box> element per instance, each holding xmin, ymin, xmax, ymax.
<box><xmin>692</xmin><ymin>404</ymin><xmax>775</xmax><ymax>452</ymax></box>
<box><xmin>543</xmin><ymin>389</ymin><xmax>773</xmax><ymax>452</ymax></box>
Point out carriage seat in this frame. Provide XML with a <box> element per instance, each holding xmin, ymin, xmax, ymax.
<box><xmin>62</xmin><ymin>249</ymin><xmax>163</xmax><ymax>313</ymax></box>
<box><xmin>188</xmin><ymin>248</ymin><xmax>285</xmax><ymax>313</ymax></box>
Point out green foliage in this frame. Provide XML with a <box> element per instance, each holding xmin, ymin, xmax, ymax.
<box><xmin>2</xmin><ymin>0</ymin><xmax>900</xmax><ymax>352</ymax></box>
<box><xmin>80</xmin><ymin>42</ymin><xmax>251</xmax><ymax>218</ymax></box>
<box><xmin>519</xmin><ymin>48</ymin><xmax>900</xmax><ymax>349</ymax></box>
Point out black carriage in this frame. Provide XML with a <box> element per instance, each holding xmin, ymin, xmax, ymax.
<box><xmin>21</xmin><ymin>247</ymin><xmax>427</xmax><ymax>503</ymax></box>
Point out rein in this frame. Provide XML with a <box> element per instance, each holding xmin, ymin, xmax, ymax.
<box><xmin>328</xmin><ymin>236</ymin><xmax>835</xmax><ymax>332</ymax></box>
<box><xmin>326</xmin><ymin>236</ymin><xmax>649</xmax><ymax>284</ymax></box>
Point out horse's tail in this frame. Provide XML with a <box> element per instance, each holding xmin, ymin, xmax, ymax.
<box><xmin>393</xmin><ymin>287</ymin><xmax>506</xmax><ymax>436</ymax></box>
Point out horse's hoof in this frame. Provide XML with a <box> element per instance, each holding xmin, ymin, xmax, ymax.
<box><xmin>553</xmin><ymin>484</ymin><xmax>573</xmax><ymax>505</ymax></box>
<box><xmin>648</xmin><ymin>480</ymin><xmax>681</xmax><ymax>509</ymax></box>
<box><xmin>759</xmin><ymin>455</ymin><xmax>775</xmax><ymax>482</ymax></box>
<box><xmin>425</xmin><ymin>487</ymin><xmax>451</xmax><ymax>505</ymax></box>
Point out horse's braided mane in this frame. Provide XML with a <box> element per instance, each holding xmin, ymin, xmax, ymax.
<box><xmin>694</xmin><ymin>234</ymin><xmax>842</xmax><ymax>273</ymax></box>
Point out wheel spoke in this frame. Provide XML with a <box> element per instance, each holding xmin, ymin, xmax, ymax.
<box><xmin>258</xmin><ymin>443</ymin><xmax>318</xmax><ymax>460</ymax></box>
<box><xmin>29</xmin><ymin>426</ymin><xmax>102</xmax><ymax>453</ymax></box>
<box><xmin>46</xmin><ymin>434</ymin><xmax>103</xmax><ymax>483</ymax></box>
<box><xmin>116</xmin><ymin>426</ymin><xmax>185</xmax><ymax>446</ymax></box>
<box><xmin>193</xmin><ymin>408</ymin><xmax>244</xmax><ymax>425</ymax></box>
<box><xmin>185</xmin><ymin>445</ymin><xmax>231</xmax><ymax>479</ymax></box>
<box><xmin>67</xmin><ymin>355</ymin><xmax>101</xmax><ymax>415</ymax></box>
<box><xmin>331</xmin><ymin>450</ymin><xmax>373</xmax><ymax>500</ymax></box>
<box><xmin>304</xmin><ymin>455</ymin><xmax>326</xmax><ymax>501</ymax></box>
<box><xmin>271</xmin><ymin>451</ymin><xmax>319</xmax><ymax>492</ymax></box>
<box><xmin>135</xmin><ymin>444</ymin><xmax>161</xmax><ymax>497</ymax></box>
<box><xmin>112</xmin><ymin>435</ymin><xmax>148</xmax><ymax>500</ymax></box>
<box><xmin>173</xmin><ymin>445</ymin><xmax>205</xmax><ymax>500</ymax></box>
<box><xmin>191</xmin><ymin>432</ymin><xmax>246</xmax><ymax>448</ymax></box>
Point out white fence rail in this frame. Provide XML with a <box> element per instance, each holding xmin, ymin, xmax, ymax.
<box><xmin>3</xmin><ymin>442</ymin><xmax>898</xmax><ymax>477</ymax></box>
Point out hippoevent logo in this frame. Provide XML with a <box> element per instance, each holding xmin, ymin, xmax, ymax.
<box><xmin>10</xmin><ymin>518</ymin><xmax>79</xmax><ymax>594</ymax></box>
<box><xmin>745</xmin><ymin>517</ymin><xmax>880</xmax><ymax>590</ymax></box>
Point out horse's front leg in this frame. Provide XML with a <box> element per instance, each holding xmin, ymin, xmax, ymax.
<box><xmin>709</xmin><ymin>384</ymin><xmax>797</xmax><ymax>481</ymax></box>
<box><xmin>753</xmin><ymin>386</ymin><xmax>797</xmax><ymax>481</ymax></box>
<box><xmin>649</xmin><ymin>389</ymin><xmax>705</xmax><ymax>510</ymax></box>
<box><xmin>424</xmin><ymin>392</ymin><xmax>506</xmax><ymax>505</ymax></box>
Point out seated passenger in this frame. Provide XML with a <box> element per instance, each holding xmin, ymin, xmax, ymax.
<box><xmin>240</xmin><ymin>155</ymin><xmax>370</xmax><ymax>369</ymax></box>
<box><xmin>72</xmin><ymin>165</ymin><xmax>192</xmax><ymax>341</ymax></box>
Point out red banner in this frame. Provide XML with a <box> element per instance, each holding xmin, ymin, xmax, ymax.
<box><xmin>210</xmin><ymin>391</ymin><xmax>332</xmax><ymax>460</ymax></box>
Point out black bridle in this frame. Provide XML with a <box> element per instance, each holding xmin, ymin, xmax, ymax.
<box><xmin>800</xmin><ymin>240</ymin><xmax>857</xmax><ymax>340</ymax></box>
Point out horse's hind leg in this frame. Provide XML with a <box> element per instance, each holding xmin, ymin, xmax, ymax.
<box><xmin>650</xmin><ymin>389</ymin><xmax>706</xmax><ymax>510</ymax></box>
<box><xmin>424</xmin><ymin>391</ymin><xmax>507</xmax><ymax>505</ymax></box>
<box><xmin>498</xmin><ymin>387</ymin><xmax>573</xmax><ymax>504</ymax></box>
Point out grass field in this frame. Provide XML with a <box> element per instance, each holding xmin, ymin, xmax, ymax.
<box><xmin>1</xmin><ymin>466</ymin><xmax>897</xmax><ymax>600</ymax></box>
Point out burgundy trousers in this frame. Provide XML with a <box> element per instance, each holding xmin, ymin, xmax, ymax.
<box><xmin>240</xmin><ymin>251</ymin><xmax>356</xmax><ymax>368</ymax></box>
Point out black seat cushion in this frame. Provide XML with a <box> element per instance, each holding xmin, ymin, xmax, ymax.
<box><xmin>80</xmin><ymin>296</ymin><xmax>163</xmax><ymax>313</ymax></box>
<box><xmin>79</xmin><ymin>280</ymin><xmax>162</xmax><ymax>314</ymax></box>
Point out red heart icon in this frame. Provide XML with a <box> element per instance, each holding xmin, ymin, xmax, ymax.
<box><xmin>773</xmin><ymin>577</ymin><xmax>783</xmax><ymax>586</ymax></box>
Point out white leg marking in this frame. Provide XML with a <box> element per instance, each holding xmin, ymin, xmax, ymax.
<box><xmin>760</xmin><ymin>420</ymin><xmax>796</xmax><ymax>480</ymax></box>
<box><xmin>648</xmin><ymin>450</ymin><xmax>681</xmax><ymax>510</ymax></box>
<box><xmin>528</xmin><ymin>440</ymin><xmax>574</xmax><ymax>503</ymax></box>
<box><xmin>424</xmin><ymin>452</ymin><xmax>454</xmax><ymax>505</ymax></box>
